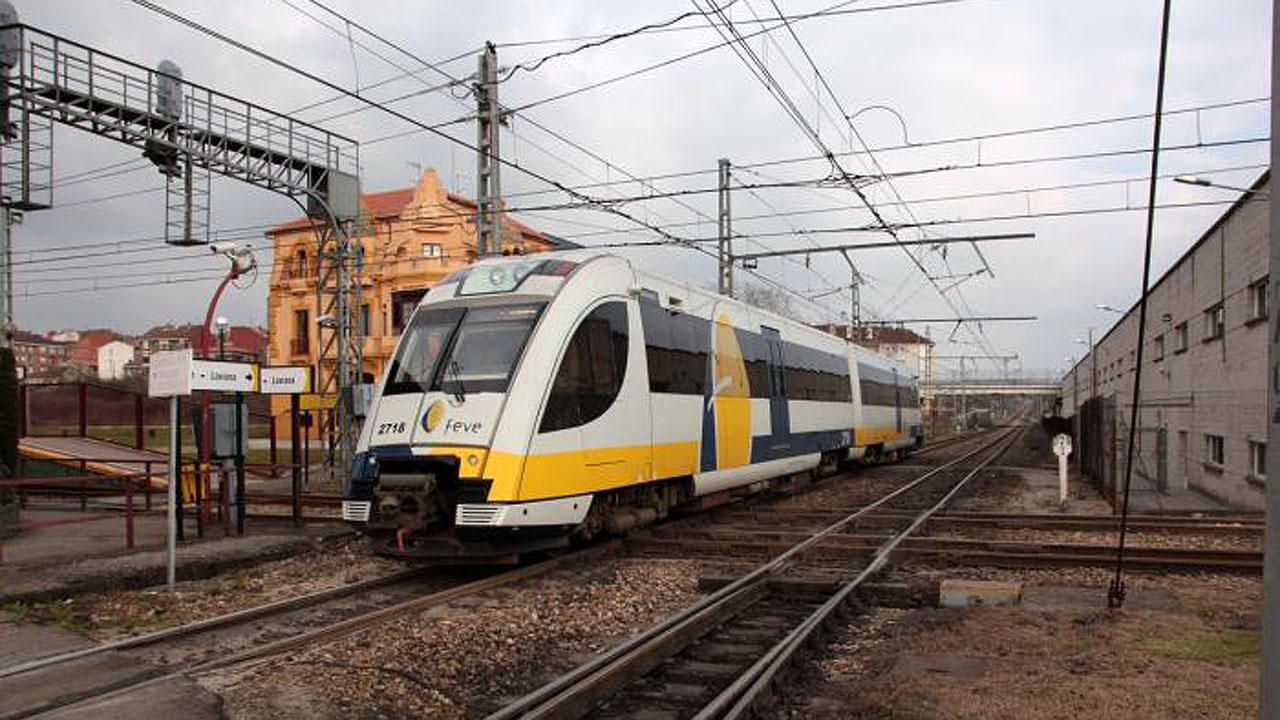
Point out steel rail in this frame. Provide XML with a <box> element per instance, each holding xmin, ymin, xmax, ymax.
<box><xmin>0</xmin><ymin>565</ymin><xmax>433</xmax><ymax>679</ymax></box>
<box><xmin>707</xmin><ymin>427</ymin><xmax>1022</xmax><ymax>720</ymax></box>
<box><xmin>14</xmin><ymin>542</ymin><xmax>622</xmax><ymax>720</ymax></box>
<box><xmin>486</xmin><ymin>426</ymin><xmax>1019</xmax><ymax>720</ymax></box>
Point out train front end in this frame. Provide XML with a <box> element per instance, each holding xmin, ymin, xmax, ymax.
<box><xmin>341</xmin><ymin>255</ymin><xmax>577</xmax><ymax>561</ymax></box>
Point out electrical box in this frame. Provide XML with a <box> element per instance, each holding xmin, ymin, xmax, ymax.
<box><xmin>349</xmin><ymin>383</ymin><xmax>375</xmax><ymax>419</ymax></box>
<box><xmin>212</xmin><ymin>402</ymin><xmax>250</xmax><ymax>459</ymax></box>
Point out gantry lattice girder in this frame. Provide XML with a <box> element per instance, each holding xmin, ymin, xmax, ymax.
<box><xmin>1</xmin><ymin>23</ymin><xmax>358</xmax><ymax>209</ymax></box>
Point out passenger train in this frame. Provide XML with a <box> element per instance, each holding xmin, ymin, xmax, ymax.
<box><xmin>342</xmin><ymin>250</ymin><xmax>923</xmax><ymax>559</ymax></box>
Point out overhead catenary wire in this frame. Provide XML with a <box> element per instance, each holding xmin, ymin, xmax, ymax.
<box><xmin>15</xmin><ymin>158</ymin><xmax>1266</xmax><ymax>277</ymax></box>
<box><xmin>694</xmin><ymin>0</ymin><xmax>1008</xmax><ymax>367</ymax></box>
<box><xmin>282</xmin><ymin>0</ymin><xmax>861</xmax><ymax>312</ymax></box>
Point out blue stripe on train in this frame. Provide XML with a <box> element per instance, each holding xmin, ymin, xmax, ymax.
<box><xmin>749</xmin><ymin>428</ymin><xmax>852</xmax><ymax>464</ymax></box>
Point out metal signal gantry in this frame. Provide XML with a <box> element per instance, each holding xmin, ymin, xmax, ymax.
<box><xmin>0</xmin><ymin>21</ymin><xmax>364</xmax><ymax>476</ymax></box>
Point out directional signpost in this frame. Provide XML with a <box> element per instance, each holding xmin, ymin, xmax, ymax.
<box><xmin>149</xmin><ymin>350</ymin><xmax>262</xmax><ymax>586</ymax></box>
<box><xmin>260</xmin><ymin>366</ymin><xmax>313</xmax><ymax>524</ymax></box>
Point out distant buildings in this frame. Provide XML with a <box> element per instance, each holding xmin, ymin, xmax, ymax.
<box><xmin>813</xmin><ymin>323</ymin><xmax>936</xmax><ymax>387</ymax></box>
<box><xmin>10</xmin><ymin>330</ymin><xmax>71</xmax><ymax>379</ymax></box>
<box><xmin>96</xmin><ymin>340</ymin><xmax>135</xmax><ymax>380</ymax></box>
<box><xmin>10</xmin><ymin>323</ymin><xmax>265</xmax><ymax>382</ymax></box>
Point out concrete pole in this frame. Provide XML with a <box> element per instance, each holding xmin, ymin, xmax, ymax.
<box><xmin>167</xmin><ymin>394</ymin><xmax>178</xmax><ymax>587</ymax></box>
<box><xmin>1261</xmin><ymin>0</ymin><xmax>1279</xmax><ymax>712</ymax></box>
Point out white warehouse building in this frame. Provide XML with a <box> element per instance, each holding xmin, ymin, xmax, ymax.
<box><xmin>1061</xmin><ymin>171</ymin><xmax>1269</xmax><ymax>510</ymax></box>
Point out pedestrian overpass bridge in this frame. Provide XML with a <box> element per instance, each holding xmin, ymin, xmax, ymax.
<box><xmin>922</xmin><ymin>378</ymin><xmax>1060</xmax><ymax>397</ymax></box>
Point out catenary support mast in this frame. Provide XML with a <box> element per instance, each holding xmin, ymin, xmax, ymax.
<box><xmin>475</xmin><ymin>42</ymin><xmax>501</xmax><ymax>259</ymax></box>
<box><xmin>718</xmin><ymin>158</ymin><xmax>733</xmax><ymax>297</ymax></box>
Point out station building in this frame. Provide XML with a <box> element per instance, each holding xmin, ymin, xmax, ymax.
<box><xmin>1060</xmin><ymin>171</ymin><xmax>1269</xmax><ymax>510</ymax></box>
<box><xmin>264</xmin><ymin>169</ymin><xmax>560</xmax><ymax>432</ymax></box>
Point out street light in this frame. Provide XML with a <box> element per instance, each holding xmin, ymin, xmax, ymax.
<box><xmin>214</xmin><ymin>316</ymin><xmax>229</xmax><ymax>361</ymax></box>
<box><xmin>1097</xmin><ymin>303</ymin><xmax>1124</xmax><ymax>315</ymax></box>
<box><xmin>1174</xmin><ymin>174</ymin><xmax>1269</xmax><ymax>197</ymax></box>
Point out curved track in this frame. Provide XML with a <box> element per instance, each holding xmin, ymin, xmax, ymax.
<box><xmin>487</xmin><ymin>427</ymin><xmax>1021</xmax><ymax>720</ymax></box>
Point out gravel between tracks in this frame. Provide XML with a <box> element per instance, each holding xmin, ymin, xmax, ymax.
<box><xmin>211</xmin><ymin>557</ymin><xmax>704</xmax><ymax>720</ymax></box>
<box><xmin>2</xmin><ymin>536</ymin><xmax>400</xmax><ymax>639</ymax></box>
<box><xmin>933</xmin><ymin>526</ymin><xmax>1263</xmax><ymax>551</ymax></box>
<box><xmin>777</xmin><ymin>570</ymin><xmax>1261</xmax><ymax>719</ymax></box>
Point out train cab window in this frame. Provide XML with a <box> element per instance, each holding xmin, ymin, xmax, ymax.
<box><xmin>384</xmin><ymin>307</ymin><xmax>466</xmax><ymax>395</ymax></box>
<box><xmin>540</xmin><ymin>302</ymin><xmax>630</xmax><ymax>432</ymax></box>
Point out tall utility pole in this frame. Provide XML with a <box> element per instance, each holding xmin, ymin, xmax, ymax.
<box><xmin>475</xmin><ymin>42</ymin><xmax>501</xmax><ymax>259</ymax></box>
<box><xmin>1261</xmin><ymin>0</ymin><xmax>1278</xmax><ymax>712</ymax></box>
<box><xmin>717</xmin><ymin>158</ymin><xmax>733</xmax><ymax>297</ymax></box>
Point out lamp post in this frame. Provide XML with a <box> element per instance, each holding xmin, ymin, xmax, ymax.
<box><xmin>1173</xmin><ymin>175</ymin><xmax>1270</xmax><ymax>197</ymax></box>
<box><xmin>215</xmin><ymin>316</ymin><xmax>228</xmax><ymax>361</ymax></box>
<box><xmin>1096</xmin><ymin>303</ymin><xmax>1124</xmax><ymax>316</ymax></box>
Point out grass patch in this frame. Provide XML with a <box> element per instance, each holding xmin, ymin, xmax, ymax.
<box><xmin>1142</xmin><ymin>627</ymin><xmax>1260</xmax><ymax>667</ymax></box>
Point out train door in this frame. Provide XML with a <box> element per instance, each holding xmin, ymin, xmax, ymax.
<box><xmin>533</xmin><ymin>299</ymin><xmax>648</xmax><ymax>496</ymax></box>
<box><xmin>761</xmin><ymin>326</ymin><xmax>790</xmax><ymax>451</ymax></box>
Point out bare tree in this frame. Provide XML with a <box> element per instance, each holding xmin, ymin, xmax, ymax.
<box><xmin>736</xmin><ymin>282</ymin><xmax>795</xmax><ymax>316</ymax></box>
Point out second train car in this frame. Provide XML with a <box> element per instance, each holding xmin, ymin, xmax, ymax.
<box><xmin>343</xmin><ymin>250</ymin><xmax>923</xmax><ymax>558</ymax></box>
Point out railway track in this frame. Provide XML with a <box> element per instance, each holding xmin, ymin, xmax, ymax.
<box><xmin>487</xmin><ymin>426</ymin><xmax>1023</xmax><ymax>720</ymax></box>
<box><xmin>0</xmin><ymin>544</ymin><xmax>619</xmax><ymax>720</ymax></box>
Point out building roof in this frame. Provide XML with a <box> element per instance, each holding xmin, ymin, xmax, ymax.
<box><xmin>70</xmin><ymin>328</ymin><xmax>123</xmax><ymax>366</ymax></box>
<box><xmin>11</xmin><ymin>329</ymin><xmax>68</xmax><ymax>346</ymax></box>
<box><xmin>267</xmin><ymin>175</ymin><xmax>552</xmax><ymax>245</ymax></box>
<box><xmin>812</xmin><ymin>323</ymin><xmax>935</xmax><ymax>346</ymax></box>
<box><xmin>140</xmin><ymin>323</ymin><xmax>265</xmax><ymax>355</ymax></box>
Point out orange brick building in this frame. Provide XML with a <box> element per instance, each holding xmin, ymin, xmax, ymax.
<box><xmin>265</xmin><ymin>169</ymin><xmax>558</xmax><ymax>430</ymax></box>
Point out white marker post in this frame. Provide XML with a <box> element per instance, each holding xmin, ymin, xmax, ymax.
<box><xmin>148</xmin><ymin>349</ymin><xmax>194</xmax><ymax>588</ymax></box>
<box><xmin>1052</xmin><ymin>433</ymin><xmax>1073</xmax><ymax>505</ymax></box>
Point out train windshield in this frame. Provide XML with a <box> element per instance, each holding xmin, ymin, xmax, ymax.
<box><xmin>384</xmin><ymin>304</ymin><xmax>544</xmax><ymax>396</ymax></box>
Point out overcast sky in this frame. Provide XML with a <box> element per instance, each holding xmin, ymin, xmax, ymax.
<box><xmin>8</xmin><ymin>0</ymin><xmax>1271</xmax><ymax>377</ymax></box>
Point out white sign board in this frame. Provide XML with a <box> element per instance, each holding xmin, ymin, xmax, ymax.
<box><xmin>1052</xmin><ymin>434</ymin><xmax>1073</xmax><ymax>457</ymax></box>
<box><xmin>149</xmin><ymin>349</ymin><xmax>193</xmax><ymax>397</ymax></box>
<box><xmin>190</xmin><ymin>359</ymin><xmax>258</xmax><ymax>393</ymax></box>
<box><xmin>260</xmin><ymin>366</ymin><xmax>313</xmax><ymax>394</ymax></box>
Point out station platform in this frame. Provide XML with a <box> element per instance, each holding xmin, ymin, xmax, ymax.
<box><xmin>19</xmin><ymin>437</ymin><xmax>168</xmax><ymax>485</ymax></box>
<box><xmin>0</xmin><ymin>509</ymin><xmax>351</xmax><ymax>604</ymax></box>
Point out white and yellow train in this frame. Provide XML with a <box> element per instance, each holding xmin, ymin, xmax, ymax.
<box><xmin>342</xmin><ymin>251</ymin><xmax>923</xmax><ymax>558</ymax></box>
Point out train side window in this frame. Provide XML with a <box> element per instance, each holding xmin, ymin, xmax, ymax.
<box><xmin>639</xmin><ymin>298</ymin><xmax>672</xmax><ymax>392</ymax></box>
<box><xmin>540</xmin><ymin>302</ymin><xmax>630</xmax><ymax>433</ymax></box>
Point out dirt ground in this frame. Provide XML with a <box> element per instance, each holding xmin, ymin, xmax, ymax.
<box><xmin>778</xmin><ymin>571</ymin><xmax>1260</xmax><ymax>720</ymax></box>
<box><xmin>773</xmin><ymin>424</ymin><xmax>1262</xmax><ymax>720</ymax></box>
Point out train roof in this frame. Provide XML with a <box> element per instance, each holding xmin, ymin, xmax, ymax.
<box><xmin>446</xmin><ymin>251</ymin><xmax>918</xmax><ymax>380</ymax></box>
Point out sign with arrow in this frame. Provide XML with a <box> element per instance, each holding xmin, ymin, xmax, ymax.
<box><xmin>190</xmin><ymin>359</ymin><xmax>259</xmax><ymax>393</ymax></box>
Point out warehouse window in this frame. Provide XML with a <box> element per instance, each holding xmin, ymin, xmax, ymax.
<box><xmin>1173</xmin><ymin>322</ymin><xmax>1188</xmax><ymax>353</ymax></box>
<box><xmin>1203</xmin><ymin>303</ymin><xmax>1224</xmax><ymax>341</ymax></box>
<box><xmin>541</xmin><ymin>302</ymin><xmax>629</xmax><ymax>432</ymax></box>
<box><xmin>421</xmin><ymin>242</ymin><xmax>443</xmax><ymax>259</ymax></box>
<box><xmin>1249</xmin><ymin>277</ymin><xmax>1268</xmax><ymax>322</ymax></box>
<box><xmin>1205</xmin><ymin>434</ymin><xmax>1224</xmax><ymax>467</ymax></box>
<box><xmin>1249</xmin><ymin>440</ymin><xmax>1266</xmax><ymax>480</ymax></box>
<box><xmin>1153</xmin><ymin>334</ymin><xmax>1164</xmax><ymax>361</ymax></box>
